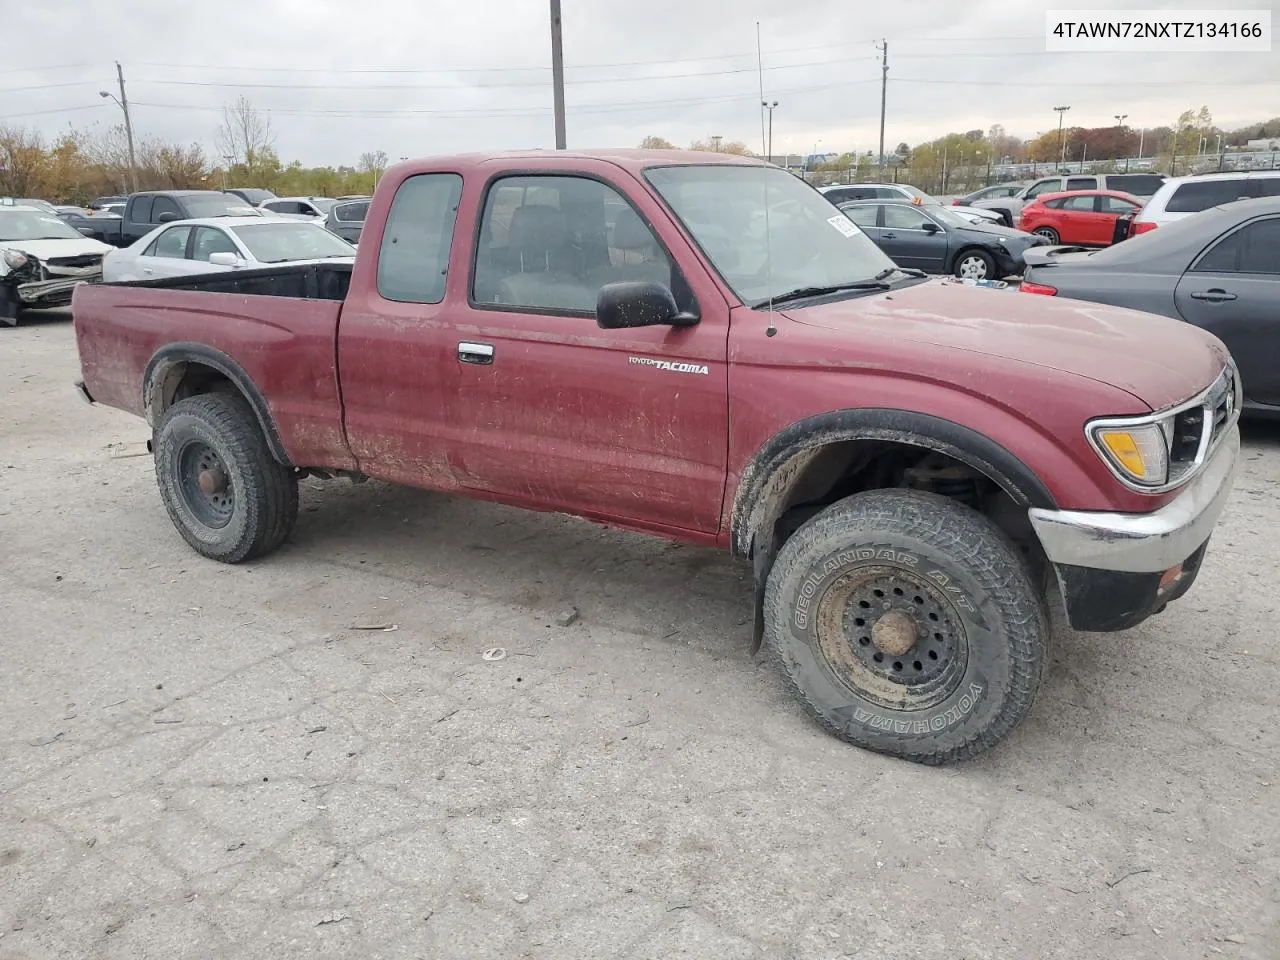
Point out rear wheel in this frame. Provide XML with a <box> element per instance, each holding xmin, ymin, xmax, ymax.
<box><xmin>763</xmin><ymin>489</ymin><xmax>1048</xmax><ymax>764</ymax></box>
<box><xmin>154</xmin><ymin>393</ymin><xmax>298</xmax><ymax>563</ymax></box>
<box><xmin>954</xmin><ymin>249</ymin><xmax>996</xmax><ymax>280</ymax></box>
<box><xmin>1033</xmin><ymin>226</ymin><xmax>1060</xmax><ymax>244</ymax></box>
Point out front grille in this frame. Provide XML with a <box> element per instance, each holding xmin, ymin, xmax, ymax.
<box><xmin>1167</xmin><ymin>365</ymin><xmax>1236</xmax><ymax>483</ymax></box>
<box><xmin>46</xmin><ymin>254</ymin><xmax>103</xmax><ymax>269</ymax></box>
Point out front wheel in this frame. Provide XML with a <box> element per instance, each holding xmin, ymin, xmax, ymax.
<box><xmin>154</xmin><ymin>393</ymin><xmax>298</xmax><ymax>563</ymax></box>
<box><xmin>954</xmin><ymin>249</ymin><xmax>996</xmax><ymax>280</ymax></box>
<box><xmin>763</xmin><ymin>489</ymin><xmax>1048</xmax><ymax>764</ymax></box>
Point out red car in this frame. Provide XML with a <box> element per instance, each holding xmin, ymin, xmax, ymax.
<box><xmin>72</xmin><ymin>149</ymin><xmax>1238</xmax><ymax>764</ymax></box>
<box><xmin>1017</xmin><ymin>189</ymin><xmax>1145</xmax><ymax>246</ymax></box>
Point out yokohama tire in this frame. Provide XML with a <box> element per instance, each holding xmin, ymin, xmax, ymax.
<box><xmin>764</xmin><ymin>489</ymin><xmax>1048</xmax><ymax>764</ymax></box>
<box><xmin>154</xmin><ymin>393</ymin><xmax>298</xmax><ymax>563</ymax></box>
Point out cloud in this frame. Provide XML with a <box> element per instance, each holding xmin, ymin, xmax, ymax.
<box><xmin>4</xmin><ymin>0</ymin><xmax>1276</xmax><ymax>166</ymax></box>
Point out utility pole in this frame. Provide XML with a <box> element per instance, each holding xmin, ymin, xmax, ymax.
<box><xmin>99</xmin><ymin>62</ymin><xmax>138</xmax><ymax>193</ymax></box>
<box><xmin>1115</xmin><ymin>114</ymin><xmax>1128</xmax><ymax>171</ymax></box>
<box><xmin>549</xmin><ymin>0</ymin><xmax>566</xmax><ymax>149</ymax></box>
<box><xmin>761</xmin><ymin>102</ymin><xmax>778</xmax><ymax>164</ymax></box>
<box><xmin>876</xmin><ymin>40</ymin><xmax>888</xmax><ymax>173</ymax></box>
<box><xmin>1054</xmin><ymin>105</ymin><xmax>1070</xmax><ymax>168</ymax></box>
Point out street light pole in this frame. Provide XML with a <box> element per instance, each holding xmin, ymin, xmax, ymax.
<box><xmin>875</xmin><ymin>40</ymin><xmax>888</xmax><ymax>173</ymax></box>
<box><xmin>549</xmin><ymin>0</ymin><xmax>566</xmax><ymax>149</ymax></box>
<box><xmin>1054</xmin><ymin>105</ymin><xmax>1071</xmax><ymax>167</ymax></box>
<box><xmin>99</xmin><ymin>61</ymin><xmax>138</xmax><ymax>193</ymax></box>
<box><xmin>761</xmin><ymin>101</ymin><xmax>778</xmax><ymax>164</ymax></box>
<box><xmin>1115</xmin><ymin>114</ymin><xmax>1128</xmax><ymax>170</ymax></box>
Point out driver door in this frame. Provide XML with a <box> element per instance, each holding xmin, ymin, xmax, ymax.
<box><xmin>879</xmin><ymin>205</ymin><xmax>946</xmax><ymax>272</ymax></box>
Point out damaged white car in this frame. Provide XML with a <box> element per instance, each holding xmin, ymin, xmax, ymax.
<box><xmin>1</xmin><ymin>201</ymin><xmax>113</xmax><ymax>325</ymax></box>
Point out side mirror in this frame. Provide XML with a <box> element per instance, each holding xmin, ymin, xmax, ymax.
<box><xmin>156</xmin><ymin>211</ymin><xmax>179</xmax><ymax>223</ymax></box>
<box><xmin>922</xmin><ymin>221</ymin><xmax>940</xmax><ymax>234</ymax></box>
<box><xmin>208</xmin><ymin>252</ymin><xmax>241</xmax><ymax>267</ymax></box>
<box><xmin>596</xmin><ymin>281</ymin><xmax>697</xmax><ymax>329</ymax></box>
<box><xmin>77</xmin><ymin>227</ymin><xmax>96</xmax><ymax>237</ymax></box>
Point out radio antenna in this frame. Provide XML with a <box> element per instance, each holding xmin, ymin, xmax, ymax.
<box><xmin>757</xmin><ymin>21</ymin><xmax>777</xmax><ymax>338</ymax></box>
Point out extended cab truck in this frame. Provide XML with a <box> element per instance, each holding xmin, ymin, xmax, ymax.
<box><xmin>72</xmin><ymin>150</ymin><xmax>1241</xmax><ymax>764</ymax></box>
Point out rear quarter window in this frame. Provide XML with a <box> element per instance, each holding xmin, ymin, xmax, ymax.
<box><xmin>334</xmin><ymin>201</ymin><xmax>369</xmax><ymax>222</ymax></box>
<box><xmin>376</xmin><ymin>173</ymin><xmax>463</xmax><ymax>304</ymax></box>
<box><xmin>1165</xmin><ymin>179</ymin><xmax>1250</xmax><ymax>213</ymax></box>
<box><xmin>1107</xmin><ymin>174</ymin><xmax>1165</xmax><ymax>196</ymax></box>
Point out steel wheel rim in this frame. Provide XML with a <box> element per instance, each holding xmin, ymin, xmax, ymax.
<box><xmin>959</xmin><ymin>256</ymin><xmax>989</xmax><ymax>279</ymax></box>
<box><xmin>813</xmin><ymin>564</ymin><xmax>969</xmax><ymax>711</ymax></box>
<box><xmin>177</xmin><ymin>440</ymin><xmax>235</xmax><ymax>529</ymax></box>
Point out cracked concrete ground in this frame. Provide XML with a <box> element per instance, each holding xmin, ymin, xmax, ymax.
<box><xmin>1</xmin><ymin>313</ymin><xmax>1278</xmax><ymax>960</ymax></box>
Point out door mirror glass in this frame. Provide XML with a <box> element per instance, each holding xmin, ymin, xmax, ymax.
<box><xmin>596</xmin><ymin>281</ymin><xmax>694</xmax><ymax>329</ymax></box>
<box><xmin>207</xmin><ymin>252</ymin><xmax>241</xmax><ymax>267</ymax></box>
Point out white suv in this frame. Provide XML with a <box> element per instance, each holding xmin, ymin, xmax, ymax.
<box><xmin>1130</xmin><ymin>170</ymin><xmax>1280</xmax><ymax>235</ymax></box>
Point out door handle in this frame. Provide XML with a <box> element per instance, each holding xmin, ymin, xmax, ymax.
<box><xmin>141</xmin><ymin>267</ymin><xmax>153</xmax><ymax>275</ymax></box>
<box><xmin>882</xmin><ymin>232</ymin><xmax>897</xmax><ymax>239</ymax></box>
<box><xmin>1190</xmin><ymin>289</ymin><xmax>1237</xmax><ymax>302</ymax></box>
<box><xmin>457</xmin><ymin>341</ymin><xmax>494</xmax><ymax>365</ymax></box>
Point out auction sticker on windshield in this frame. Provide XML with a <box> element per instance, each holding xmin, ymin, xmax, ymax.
<box><xmin>827</xmin><ymin>215</ymin><xmax>860</xmax><ymax>238</ymax></box>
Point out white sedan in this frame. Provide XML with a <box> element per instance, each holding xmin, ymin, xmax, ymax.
<box><xmin>103</xmin><ymin>216</ymin><xmax>356</xmax><ymax>282</ymax></box>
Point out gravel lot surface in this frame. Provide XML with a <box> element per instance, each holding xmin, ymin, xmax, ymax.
<box><xmin>2</xmin><ymin>312</ymin><xmax>1278</xmax><ymax>959</ymax></box>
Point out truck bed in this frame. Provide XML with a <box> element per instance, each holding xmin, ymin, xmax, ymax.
<box><xmin>73</xmin><ymin>263</ymin><xmax>356</xmax><ymax>471</ymax></box>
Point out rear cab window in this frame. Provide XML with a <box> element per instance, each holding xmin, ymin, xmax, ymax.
<box><xmin>376</xmin><ymin>173</ymin><xmax>464</xmax><ymax>304</ymax></box>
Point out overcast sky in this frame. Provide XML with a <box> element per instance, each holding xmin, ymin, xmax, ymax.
<box><xmin>6</xmin><ymin>0</ymin><xmax>1278</xmax><ymax>166</ymax></box>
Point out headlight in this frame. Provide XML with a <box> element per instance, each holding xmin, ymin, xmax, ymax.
<box><xmin>3</xmin><ymin>250</ymin><xmax>29</xmax><ymax>270</ymax></box>
<box><xmin>1089</xmin><ymin>420</ymin><xmax>1170</xmax><ymax>487</ymax></box>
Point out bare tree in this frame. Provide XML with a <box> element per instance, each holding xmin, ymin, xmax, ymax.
<box><xmin>638</xmin><ymin>136</ymin><xmax>676</xmax><ymax>149</ymax></box>
<box><xmin>358</xmin><ymin>149</ymin><xmax>389</xmax><ymax>175</ymax></box>
<box><xmin>216</xmin><ymin>96</ymin><xmax>275</xmax><ymax>172</ymax></box>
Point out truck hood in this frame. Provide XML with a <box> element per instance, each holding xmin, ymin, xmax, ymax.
<box><xmin>784</xmin><ymin>279</ymin><xmax>1229</xmax><ymax>412</ymax></box>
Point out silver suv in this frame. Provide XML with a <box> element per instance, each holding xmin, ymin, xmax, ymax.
<box><xmin>975</xmin><ymin>173</ymin><xmax>1167</xmax><ymax>225</ymax></box>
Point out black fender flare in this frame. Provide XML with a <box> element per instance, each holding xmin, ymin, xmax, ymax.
<box><xmin>142</xmin><ymin>342</ymin><xmax>292</xmax><ymax>466</ymax></box>
<box><xmin>731</xmin><ymin>408</ymin><xmax>1057</xmax><ymax>653</ymax></box>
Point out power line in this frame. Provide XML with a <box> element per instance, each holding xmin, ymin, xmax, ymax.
<box><xmin>129</xmin><ymin>79</ymin><xmax>881</xmax><ymax>120</ymax></box>
<box><xmin>0</xmin><ymin>80</ymin><xmax>108</xmax><ymax>94</ymax></box>
<box><xmin>0</xmin><ymin>63</ymin><xmax>94</xmax><ymax>75</ymax></box>
<box><xmin>0</xmin><ymin>103</ymin><xmax>105</xmax><ymax>121</ymax></box>
<box><xmin>120</xmin><ymin>58</ymin><xmax>865</xmax><ymax>92</ymax></box>
<box><xmin>894</xmin><ymin>77</ymin><xmax>1280</xmax><ymax>87</ymax></box>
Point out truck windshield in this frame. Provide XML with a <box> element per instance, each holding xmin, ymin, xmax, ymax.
<box><xmin>232</xmin><ymin>222</ymin><xmax>356</xmax><ymax>263</ymax></box>
<box><xmin>0</xmin><ymin>210</ymin><xmax>86</xmax><ymax>241</ymax></box>
<box><xmin>644</xmin><ymin>165</ymin><xmax>897</xmax><ymax>307</ymax></box>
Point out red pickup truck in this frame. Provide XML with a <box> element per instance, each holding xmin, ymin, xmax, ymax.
<box><xmin>73</xmin><ymin>149</ymin><xmax>1241</xmax><ymax>764</ymax></box>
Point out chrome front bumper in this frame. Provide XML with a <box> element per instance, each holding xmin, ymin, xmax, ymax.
<box><xmin>1028</xmin><ymin>425</ymin><xmax>1240</xmax><ymax>574</ymax></box>
<box><xmin>16</xmin><ymin>274</ymin><xmax>99</xmax><ymax>304</ymax></box>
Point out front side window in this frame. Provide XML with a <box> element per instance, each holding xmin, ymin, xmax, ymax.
<box><xmin>191</xmin><ymin>226</ymin><xmax>239</xmax><ymax>261</ymax></box>
<box><xmin>883</xmin><ymin>205</ymin><xmax>933</xmax><ymax>230</ymax></box>
<box><xmin>1100</xmin><ymin>196</ymin><xmax>1140</xmax><ymax>214</ymax></box>
<box><xmin>1238</xmin><ymin>218</ymin><xmax>1280</xmax><ymax>274</ymax></box>
<box><xmin>841</xmin><ymin>204</ymin><xmax>879</xmax><ymax>227</ymax></box>
<box><xmin>151</xmin><ymin>197</ymin><xmax>182</xmax><ymax>221</ymax></box>
<box><xmin>472</xmin><ymin>174</ymin><xmax>679</xmax><ymax>314</ymax></box>
<box><xmin>645</xmin><ymin>164</ymin><xmax>895</xmax><ymax>307</ymax></box>
<box><xmin>1025</xmin><ymin>179</ymin><xmax>1061</xmax><ymax>199</ymax></box>
<box><xmin>145</xmin><ymin>225</ymin><xmax>192</xmax><ymax>258</ymax></box>
<box><xmin>130</xmin><ymin>196</ymin><xmax>154</xmax><ymax>223</ymax></box>
<box><xmin>377</xmin><ymin>173</ymin><xmax>463</xmax><ymax>304</ymax></box>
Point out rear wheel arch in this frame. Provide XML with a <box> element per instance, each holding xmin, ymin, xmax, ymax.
<box><xmin>142</xmin><ymin>343</ymin><xmax>292</xmax><ymax>466</ymax></box>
